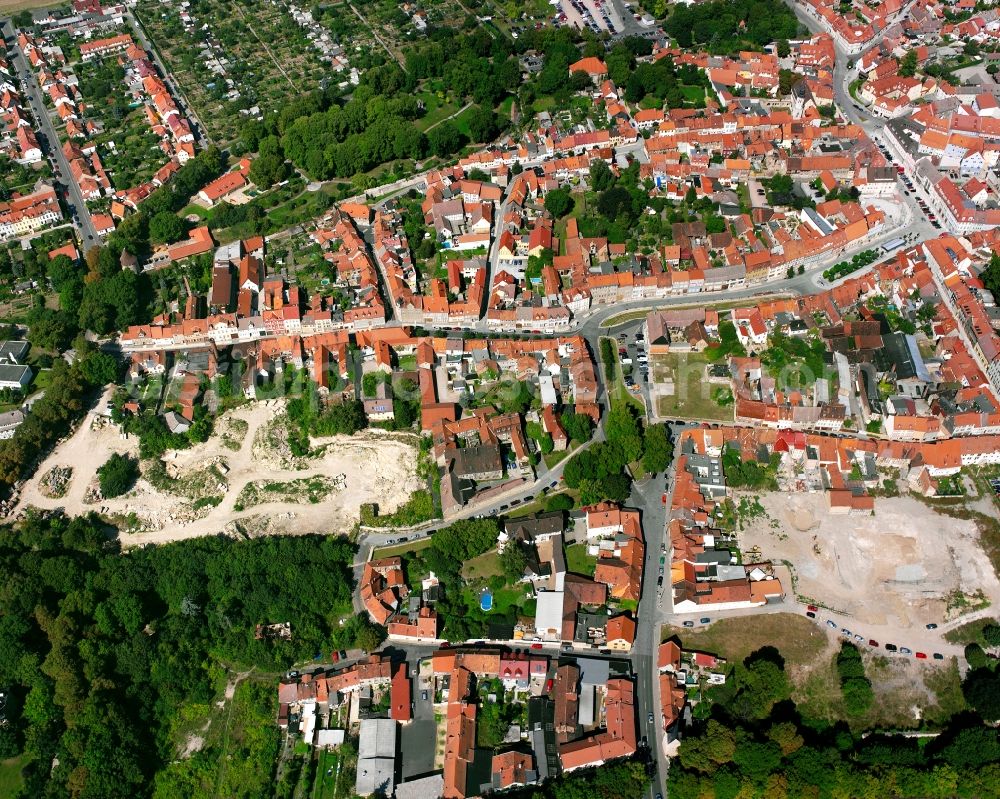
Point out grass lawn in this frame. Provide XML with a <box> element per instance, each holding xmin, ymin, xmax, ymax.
<box><xmin>680</xmin><ymin>84</ymin><xmax>705</xmax><ymax>103</ymax></box>
<box><xmin>653</xmin><ymin>351</ymin><xmax>734</xmax><ymax>423</ymax></box>
<box><xmin>664</xmin><ymin>613</ymin><xmax>827</xmax><ymax>668</ymax></box>
<box><xmin>565</xmin><ymin>542</ymin><xmax>597</xmax><ymax>577</ymax></box>
<box><xmin>312</xmin><ymin>746</ymin><xmax>338</xmax><ymax>799</ymax></box>
<box><xmin>462</xmin><ymin>549</ymin><xmax>503</xmax><ymax>581</ymax></box>
<box><xmin>372</xmin><ymin>537</ymin><xmax>433</xmax><ymax>560</ymax></box>
<box><xmin>416</xmin><ymin>91</ymin><xmax>462</xmax><ymax>132</ymax></box>
<box><xmin>461</xmin><ymin>584</ymin><xmax>529</xmax><ymax>617</ymax></box>
<box><xmin>0</xmin><ymin>755</ymin><xmax>27</xmax><ymax>797</ymax></box>
<box><xmin>543</xmin><ymin>449</ymin><xmax>571</xmax><ymax>469</ymax></box>
<box><xmin>452</xmin><ymin>105</ymin><xmax>477</xmax><ymax>140</ymax></box>
<box><xmin>944</xmin><ymin>615</ymin><xmax>1000</xmax><ymax>646</ymax></box>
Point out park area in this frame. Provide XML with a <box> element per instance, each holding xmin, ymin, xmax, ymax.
<box><xmin>15</xmin><ymin>398</ymin><xmax>425</xmax><ymax>546</ymax></box>
<box><xmin>651</xmin><ymin>351</ymin><xmax>734</xmax><ymax>422</ymax></box>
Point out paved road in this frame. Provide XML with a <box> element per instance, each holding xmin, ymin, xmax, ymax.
<box><xmin>3</xmin><ymin>20</ymin><xmax>98</xmax><ymax>246</ymax></box>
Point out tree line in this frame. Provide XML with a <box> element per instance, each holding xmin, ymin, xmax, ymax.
<box><xmin>669</xmin><ymin>644</ymin><xmax>1000</xmax><ymax>799</ymax></box>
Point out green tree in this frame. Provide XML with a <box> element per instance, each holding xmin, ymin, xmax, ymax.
<box><xmin>899</xmin><ymin>49</ymin><xmax>917</xmax><ymax>78</ymax></box>
<box><xmin>544</xmin><ymin>188</ymin><xmax>575</xmax><ymax>219</ymax></box>
<box><xmin>963</xmin><ymin>668</ymin><xmax>1000</xmax><ymax>720</ymax></box>
<box><xmin>604</xmin><ymin>404</ymin><xmax>643</xmax><ymax>464</ymax></box>
<box><xmin>984</xmin><ymin>624</ymin><xmax>1000</xmax><ymax>648</ymax></box>
<box><xmin>641</xmin><ymin>423</ymin><xmax>672</xmax><ymax>474</ymax></box>
<box><xmin>499</xmin><ymin>543</ymin><xmax>529</xmax><ymax>582</ymax></box>
<box><xmin>97</xmin><ymin>453</ymin><xmax>138</xmax><ymax>498</ymax></box>
<box><xmin>589</xmin><ymin>159</ymin><xmax>615</xmax><ymax>193</ymax></box>
<box><xmin>148</xmin><ymin>211</ymin><xmax>188</xmax><ymax>245</ymax></box>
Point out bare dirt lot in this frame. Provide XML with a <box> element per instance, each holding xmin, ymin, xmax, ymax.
<box><xmin>742</xmin><ymin>492</ymin><xmax>1000</xmax><ymax>629</ymax></box>
<box><xmin>15</xmin><ymin>399</ymin><xmax>423</xmax><ymax>547</ymax></box>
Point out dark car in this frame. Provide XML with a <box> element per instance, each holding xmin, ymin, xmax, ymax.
<box><xmin>699</xmin><ymin>617</ymin><xmax>711</xmax><ymax>624</ymax></box>
<box><xmin>339</xmin><ymin>650</ymin><xmax>346</xmax><ymax>660</ymax></box>
<box><xmin>806</xmin><ymin>611</ymin><xmax>816</xmax><ymax>619</ymax></box>
<box><xmin>925</xmin><ymin>623</ymin><xmax>938</xmax><ymax>630</ymax></box>
<box><xmin>683</xmin><ymin>620</ymin><xmax>694</xmax><ymax>628</ymax></box>
<box><xmin>885</xmin><ymin>643</ymin><xmax>897</xmax><ymax>652</ymax></box>
<box><xmin>932</xmin><ymin>653</ymin><xmax>944</xmax><ymax>660</ymax></box>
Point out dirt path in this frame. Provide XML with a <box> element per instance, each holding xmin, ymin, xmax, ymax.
<box><xmin>15</xmin><ymin>400</ymin><xmax>423</xmax><ymax>547</ymax></box>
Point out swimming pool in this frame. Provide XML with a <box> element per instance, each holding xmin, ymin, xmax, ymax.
<box><xmin>480</xmin><ymin>589</ymin><xmax>493</xmax><ymax>612</ymax></box>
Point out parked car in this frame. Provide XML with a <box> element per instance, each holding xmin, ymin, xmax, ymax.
<box><xmin>915</xmin><ymin>652</ymin><xmax>927</xmax><ymax>659</ymax></box>
<box><xmin>807</xmin><ymin>605</ymin><xmax>818</xmax><ymax>612</ymax></box>
<box><xmin>854</xmin><ymin>634</ymin><xmax>865</xmax><ymax>642</ymax></box>
<box><xmin>900</xmin><ymin>647</ymin><xmax>912</xmax><ymax>655</ymax></box>
<box><xmin>841</xmin><ymin>628</ymin><xmax>852</xmax><ymax>637</ymax></box>
<box><xmin>339</xmin><ymin>650</ymin><xmax>346</xmax><ymax>660</ymax></box>
<box><xmin>648</xmin><ymin>712</ymin><xmax>655</xmax><ymax>723</ymax></box>
<box><xmin>699</xmin><ymin>617</ymin><xmax>711</xmax><ymax>624</ymax></box>
<box><xmin>421</xmin><ymin>691</ymin><xmax>428</xmax><ymax>701</ymax></box>
<box><xmin>531</xmin><ymin>643</ymin><xmax>543</xmax><ymax>650</ymax></box>
<box><xmin>806</xmin><ymin>611</ymin><xmax>816</xmax><ymax>619</ymax></box>
<box><xmin>868</xmin><ymin>640</ymin><xmax>879</xmax><ymax>647</ymax></box>
<box><xmin>332</xmin><ymin>651</ymin><xmax>339</xmax><ymax>662</ymax></box>
<box><xmin>826</xmin><ymin>620</ymin><xmax>837</xmax><ymax>629</ymax></box>
<box><xmin>683</xmin><ymin>620</ymin><xmax>695</xmax><ymax>628</ymax></box>
<box><xmin>925</xmin><ymin>623</ymin><xmax>938</xmax><ymax>630</ymax></box>
<box><xmin>885</xmin><ymin>643</ymin><xmax>897</xmax><ymax>651</ymax></box>
<box><xmin>932</xmin><ymin>653</ymin><xmax>944</xmax><ymax>660</ymax></box>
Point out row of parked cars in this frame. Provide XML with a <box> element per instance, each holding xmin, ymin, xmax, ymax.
<box><xmin>873</xmin><ymin>139</ymin><xmax>942</xmax><ymax>230</ymax></box>
<box><xmin>805</xmin><ymin>605</ymin><xmax>944</xmax><ymax>659</ymax></box>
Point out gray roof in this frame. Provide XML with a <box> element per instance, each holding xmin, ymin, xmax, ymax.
<box><xmin>0</xmin><ymin>364</ymin><xmax>31</xmax><ymax>385</ymax></box>
<box><xmin>576</xmin><ymin>657</ymin><xmax>610</xmax><ymax>687</ymax></box>
<box><xmin>394</xmin><ymin>774</ymin><xmax>444</xmax><ymax>799</ymax></box>
<box><xmin>358</xmin><ymin>718</ymin><xmax>397</xmax><ymax>760</ymax></box>
<box><xmin>0</xmin><ymin>340</ymin><xmax>29</xmax><ymax>364</ymax></box>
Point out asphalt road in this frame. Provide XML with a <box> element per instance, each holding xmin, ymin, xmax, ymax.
<box><xmin>3</xmin><ymin>20</ymin><xmax>99</xmax><ymax>245</ymax></box>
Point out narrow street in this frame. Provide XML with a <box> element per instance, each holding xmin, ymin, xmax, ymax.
<box><xmin>3</xmin><ymin>20</ymin><xmax>98</xmax><ymax>245</ymax></box>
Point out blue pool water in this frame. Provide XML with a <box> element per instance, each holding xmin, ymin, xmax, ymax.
<box><xmin>480</xmin><ymin>589</ymin><xmax>493</xmax><ymax>612</ymax></box>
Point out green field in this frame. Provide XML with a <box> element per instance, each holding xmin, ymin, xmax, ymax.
<box><xmin>0</xmin><ymin>755</ymin><xmax>26</xmax><ymax>797</ymax></box>
<box><xmin>652</xmin><ymin>351</ymin><xmax>734</xmax><ymax>422</ymax></box>
<box><xmin>565</xmin><ymin>542</ymin><xmax>597</xmax><ymax>577</ymax></box>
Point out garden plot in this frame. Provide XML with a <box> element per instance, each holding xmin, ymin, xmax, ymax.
<box><xmin>135</xmin><ymin>0</ymin><xmax>330</xmax><ymax>145</ymax></box>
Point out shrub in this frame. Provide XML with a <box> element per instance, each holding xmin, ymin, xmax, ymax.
<box><xmin>98</xmin><ymin>453</ymin><xmax>138</xmax><ymax>498</ymax></box>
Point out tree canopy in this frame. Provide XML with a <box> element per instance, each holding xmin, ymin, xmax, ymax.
<box><xmin>0</xmin><ymin>513</ymin><xmax>358</xmax><ymax>797</ymax></box>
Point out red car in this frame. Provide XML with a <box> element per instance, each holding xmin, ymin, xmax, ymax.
<box><xmin>807</xmin><ymin>605</ymin><xmax>818</xmax><ymax>612</ymax></box>
<box><xmin>331</xmin><ymin>651</ymin><xmax>340</xmax><ymax>662</ymax></box>
<box><xmin>915</xmin><ymin>652</ymin><xmax>927</xmax><ymax>659</ymax></box>
<box><xmin>531</xmin><ymin>643</ymin><xmax>543</xmax><ymax>650</ymax></box>
<box><xmin>868</xmin><ymin>640</ymin><xmax>879</xmax><ymax>647</ymax></box>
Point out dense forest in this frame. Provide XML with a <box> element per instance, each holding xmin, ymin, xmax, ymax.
<box><xmin>0</xmin><ymin>513</ymin><xmax>359</xmax><ymax>798</ymax></box>
<box><xmin>668</xmin><ymin>645</ymin><xmax>1000</xmax><ymax>799</ymax></box>
<box><xmin>664</xmin><ymin>0</ymin><xmax>802</xmax><ymax>51</ymax></box>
